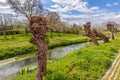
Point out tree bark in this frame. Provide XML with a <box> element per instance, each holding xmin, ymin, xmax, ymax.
<box><xmin>29</xmin><ymin>16</ymin><xmax>48</xmax><ymax>80</ymax></box>
<box><xmin>107</xmin><ymin>23</ymin><xmax>115</xmax><ymax>40</ymax></box>
<box><xmin>87</xmin><ymin>32</ymin><xmax>99</xmax><ymax>45</ymax></box>
<box><xmin>111</xmin><ymin>32</ymin><xmax>115</xmax><ymax>40</ymax></box>
<box><xmin>58</xmin><ymin>31</ymin><xmax>60</xmax><ymax>37</ymax></box>
<box><xmin>83</xmin><ymin>22</ymin><xmax>99</xmax><ymax>45</ymax></box>
<box><xmin>50</xmin><ymin>29</ymin><xmax>53</xmax><ymax>38</ymax></box>
<box><xmin>36</xmin><ymin>42</ymin><xmax>48</xmax><ymax>80</ymax></box>
<box><xmin>92</xmin><ymin>29</ymin><xmax>109</xmax><ymax>43</ymax></box>
<box><xmin>3</xmin><ymin>28</ymin><xmax>7</xmax><ymax>39</ymax></box>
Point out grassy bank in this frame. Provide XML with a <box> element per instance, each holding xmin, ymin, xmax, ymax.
<box><xmin>14</xmin><ymin>36</ymin><xmax>120</xmax><ymax>80</ymax></box>
<box><xmin>0</xmin><ymin>32</ymin><xmax>90</xmax><ymax>60</ymax></box>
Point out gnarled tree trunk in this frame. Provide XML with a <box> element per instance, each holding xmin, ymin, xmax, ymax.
<box><xmin>107</xmin><ymin>23</ymin><xmax>115</xmax><ymax>40</ymax></box>
<box><xmin>111</xmin><ymin>32</ymin><xmax>114</xmax><ymax>40</ymax></box>
<box><xmin>83</xmin><ymin>22</ymin><xmax>99</xmax><ymax>45</ymax></box>
<box><xmin>92</xmin><ymin>29</ymin><xmax>109</xmax><ymax>43</ymax></box>
<box><xmin>29</xmin><ymin>16</ymin><xmax>48</xmax><ymax>80</ymax></box>
<box><xmin>50</xmin><ymin>28</ymin><xmax>53</xmax><ymax>38</ymax></box>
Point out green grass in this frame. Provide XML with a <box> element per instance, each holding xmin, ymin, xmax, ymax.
<box><xmin>14</xmin><ymin>35</ymin><xmax>120</xmax><ymax>80</ymax></box>
<box><xmin>0</xmin><ymin>32</ymin><xmax>90</xmax><ymax>60</ymax></box>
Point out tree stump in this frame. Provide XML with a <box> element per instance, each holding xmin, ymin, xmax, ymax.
<box><xmin>92</xmin><ymin>28</ymin><xmax>109</xmax><ymax>42</ymax></box>
<box><xmin>83</xmin><ymin>22</ymin><xmax>99</xmax><ymax>45</ymax></box>
<box><xmin>29</xmin><ymin>16</ymin><xmax>48</xmax><ymax>80</ymax></box>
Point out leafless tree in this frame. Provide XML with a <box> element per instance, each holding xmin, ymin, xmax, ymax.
<box><xmin>83</xmin><ymin>22</ymin><xmax>99</xmax><ymax>45</ymax></box>
<box><xmin>107</xmin><ymin>22</ymin><xmax>118</xmax><ymax>40</ymax></box>
<box><xmin>0</xmin><ymin>10</ymin><xmax>11</xmax><ymax>39</ymax></box>
<box><xmin>46</xmin><ymin>12</ymin><xmax>60</xmax><ymax>38</ymax></box>
<box><xmin>72</xmin><ymin>23</ymin><xmax>81</xmax><ymax>35</ymax></box>
<box><xmin>7</xmin><ymin>14</ymin><xmax>17</xmax><ymax>39</ymax></box>
<box><xmin>56</xmin><ymin>21</ymin><xmax>64</xmax><ymax>37</ymax></box>
<box><xmin>60</xmin><ymin>21</ymin><xmax>68</xmax><ymax>33</ymax></box>
<box><xmin>30</xmin><ymin>16</ymin><xmax>48</xmax><ymax>80</ymax></box>
<box><xmin>7</xmin><ymin>0</ymin><xmax>49</xmax><ymax>80</ymax></box>
<box><xmin>0</xmin><ymin>15</ymin><xmax>7</xmax><ymax>39</ymax></box>
<box><xmin>7</xmin><ymin>0</ymin><xmax>43</xmax><ymax>21</ymax></box>
<box><xmin>22</xmin><ymin>19</ymin><xmax>30</xmax><ymax>34</ymax></box>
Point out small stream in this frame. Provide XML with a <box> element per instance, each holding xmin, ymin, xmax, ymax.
<box><xmin>0</xmin><ymin>42</ymin><xmax>92</xmax><ymax>80</ymax></box>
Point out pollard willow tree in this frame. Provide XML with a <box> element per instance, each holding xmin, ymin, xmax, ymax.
<box><xmin>30</xmin><ymin>16</ymin><xmax>48</xmax><ymax>80</ymax></box>
<box><xmin>107</xmin><ymin>22</ymin><xmax>118</xmax><ymax>40</ymax></box>
<box><xmin>83</xmin><ymin>22</ymin><xmax>99</xmax><ymax>45</ymax></box>
<box><xmin>83</xmin><ymin>22</ymin><xmax>109</xmax><ymax>45</ymax></box>
<box><xmin>7</xmin><ymin>0</ymin><xmax>48</xmax><ymax>80</ymax></box>
<box><xmin>92</xmin><ymin>28</ymin><xmax>109</xmax><ymax>43</ymax></box>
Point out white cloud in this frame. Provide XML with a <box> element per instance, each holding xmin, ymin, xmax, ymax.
<box><xmin>0</xmin><ymin>0</ymin><xmax>120</xmax><ymax>26</ymax></box>
<box><xmin>114</xmin><ymin>2</ymin><xmax>119</xmax><ymax>5</ymax></box>
<box><xmin>0</xmin><ymin>0</ymin><xmax>25</xmax><ymax>15</ymax></box>
<box><xmin>50</xmin><ymin>0</ymin><xmax>100</xmax><ymax>13</ymax></box>
<box><xmin>106</xmin><ymin>4</ymin><xmax>112</xmax><ymax>7</ymax></box>
<box><xmin>49</xmin><ymin>0</ymin><xmax>120</xmax><ymax>25</ymax></box>
<box><xmin>106</xmin><ymin>2</ymin><xmax>120</xmax><ymax>7</ymax></box>
<box><xmin>0</xmin><ymin>0</ymin><xmax>12</xmax><ymax>15</ymax></box>
<box><xmin>0</xmin><ymin>0</ymin><xmax>7</xmax><ymax>3</ymax></box>
<box><xmin>59</xmin><ymin>13</ymin><xmax>120</xmax><ymax>25</ymax></box>
<box><xmin>0</xmin><ymin>5</ymin><xmax>10</xmax><ymax>9</ymax></box>
<box><xmin>51</xmin><ymin>4</ymin><xmax>60</xmax><ymax>8</ymax></box>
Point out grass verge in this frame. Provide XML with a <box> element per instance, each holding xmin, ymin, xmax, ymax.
<box><xmin>0</xmin><ymin>32</ymin><xmax>90</xmax><ymax>60</ymax></box>
<box><xmin>14</xmin><ymin>37</ymin><xmax>120</xmax><ymax>80</ymax></box>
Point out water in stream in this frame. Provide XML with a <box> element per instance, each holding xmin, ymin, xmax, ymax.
<box><xmin>0</xmin><ymin>42</ymin><xmax>91</xmax><ymax>80</ymax></box>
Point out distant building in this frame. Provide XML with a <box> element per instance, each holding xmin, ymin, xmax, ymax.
<box><xmin>0</xmin><ymin>25</ymin><xmax>13</xmax><ymax>31</ymax></box>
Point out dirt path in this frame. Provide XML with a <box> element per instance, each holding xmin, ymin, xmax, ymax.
<box><xmin>102</xmin><ymin>53</ymin><xmax>120</xmax><ymax>80</ymax></box>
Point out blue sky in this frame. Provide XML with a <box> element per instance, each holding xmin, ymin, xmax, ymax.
<box><xmin>42</xmin><ymin>0</ymin><xmax>120</xmax><ymax>13</ymax></box>
<box><xmin>0</xmin><ymin>0</ymin><xmax>120</xmax><ymax>25</ymax></box>
<box><xmin>41</xmin><ymin>0</ymin><xmax>120</xmax><ymax>25</ymax></box>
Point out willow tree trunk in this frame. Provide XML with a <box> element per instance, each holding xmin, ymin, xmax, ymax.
<box><xmin>12</xmin><ymin>30</ymin><xmax>14</xmax><ymax>40</ymax></box>
<box><xmin>89</xmin><ymin>35</ymin><xmax>99</xmax><ymax>45</ymax></box>
<box><xmin>99</xmin><ymin>35</ymin><xmax>109</xmax><ymax>42</ymax></box>
<box><xmin>50</xmin><ymin>29</ymin><xmax>53</xmax><ymax>38</ymax></box>
<box><xmin>111</xmin><ymin>32</ymin><xmax>114</xmax><ymax>40</ymax></box>
<box><xmin>77</xmin><ymin>31</ymin><xmax>79</xmax><ymax>36</ymax></box>
<box><xmin>36</xmin><ymin>41</ymin><xmax>48</xmax><ymax>80</ymax></box>
<box><xmin>29</xmin><ymin>16</ymin><xmax>48</xmax><ymax>80</ymax></box>
<box><xmin>107</xmin><ymin>23</ymin><xmax>115</xmax><ymax>40</ymax></box>
<box><xmin>92</xmin><ymin>29</ymin><xmax>109</xmax><ymax>43</ymax></box>
<box><xmin>3</xmin><ymin>29</ymin><xmax>7</xmax><ymax>39</ymax></box>
<box><xmin>58</xmin><ymin>31</ymin><xmax>60</xmax><ymax>37</ymax></box>
<box><xmin>83</xmin><ymin>22</ymin><xmax>99</xmax><ymax>45</ymax></box>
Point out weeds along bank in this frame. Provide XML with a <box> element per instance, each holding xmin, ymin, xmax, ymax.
<box><xmin>0</xmin><ymin>32</ymin><xmax>90</xmax><ymax>60</ymax></box>
<box><xmin>14</xmin><ymin>37</ymin><xmax>120</xmax><ymax>80</ymax></box>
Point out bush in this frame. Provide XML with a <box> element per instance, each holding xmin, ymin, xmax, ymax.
<box><xmin>0</xmin><ymin>30</ymin><xmax>24</xmax><ymax>35</ymax></box>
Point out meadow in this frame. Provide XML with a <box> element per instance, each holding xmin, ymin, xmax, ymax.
<box><xmin>0</xmin><ymin>32</ymin><xmax>90</xmax><ymax>60</ymax></box>
<box><xmin>14</xmin><ymin>34</ymin><xmax>120</xmax><ymax>80</ymax></box>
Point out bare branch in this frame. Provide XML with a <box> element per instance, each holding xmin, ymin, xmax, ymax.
<box><xmin>7</xmin><ymin>0</ymin><xmax>43</xmax><ymax>20</ymax></box>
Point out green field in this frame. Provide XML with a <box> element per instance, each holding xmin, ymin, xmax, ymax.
<box><xmin>0</xmin><ymin>32</ymin><xmax>90</xmax><ymax>60</ymax></box>
<box><xmin>14</xmin><ymin>34</ymin><xmax>120</xmax><ymax>80</ymax></box>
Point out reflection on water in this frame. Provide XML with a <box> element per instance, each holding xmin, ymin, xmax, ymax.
<box><xmin>0</xmin><ymin>57</ymin><xmax>36</xmax><ymax>80</ymax></box>
<box><xmin>48</xmin><ymin>42</ymin><xmax>90</xmax><ymax>59</ymax></box>
<box><xmin>0</xmin><ymin>42</ymin><xmax>91</xmax><ymax>80</ymax></box>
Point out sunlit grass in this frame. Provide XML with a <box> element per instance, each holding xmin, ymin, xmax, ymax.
<box><xmin>0</xmin><ymin>32</ymin><xmax>90</xmax><ymax>60</ymax></box>
<box><xmin>14</xmin><ymin>35</ymin><xmax>120</xmax><ymax>80</ymax></box>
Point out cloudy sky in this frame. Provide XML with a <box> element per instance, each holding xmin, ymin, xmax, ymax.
<box><xmin>41</xmin><ymin>0</ymin><xmax>120</xmax><ymax>25</ymax></box>
<box><xmin>0</xmin><ymin>0</ymin><xmax>120</xmax><ymax>25</ymax></box>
